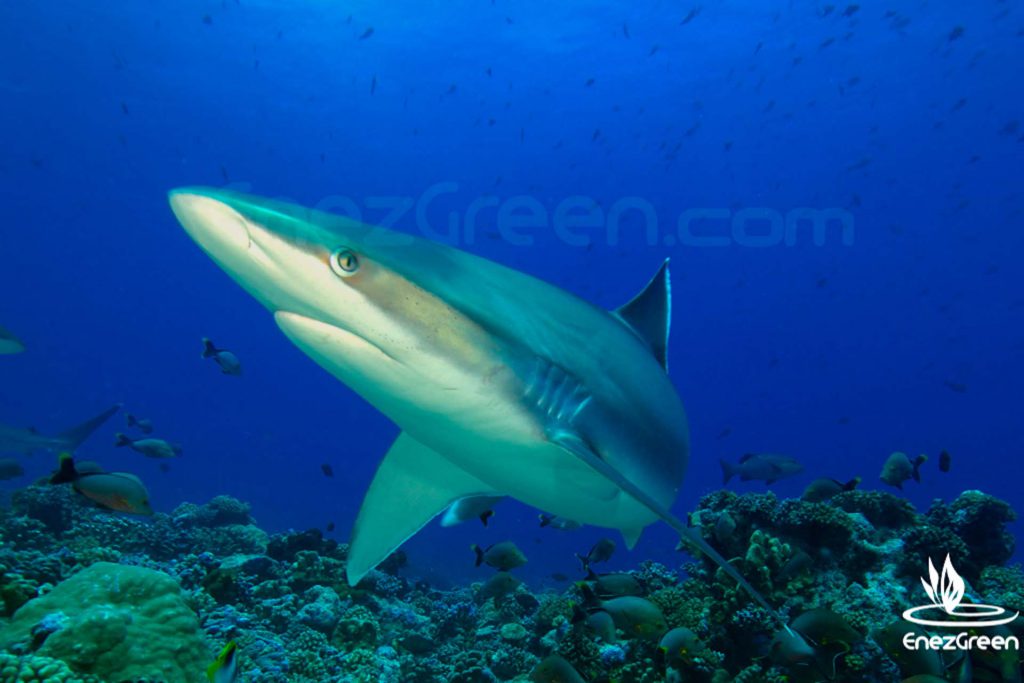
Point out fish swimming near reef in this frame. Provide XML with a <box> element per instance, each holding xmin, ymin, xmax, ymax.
<box><xmin>0</xmin><ymin>325</ymin><xmax>25</xmax><ymax>354</ymax></box>
<box><xmin>538</xmin><ymin>512</ymin><xmax>581</xmax><ymax>530</ymax></box>
<box><xmin>442</xmin><ymin>495</ymin><xmax>503</xmax><ymax>527</ymax></box>
<box><xmin>801</xmin><ymin>476</ymin><xmax>860</xmax><ymax>503</ymax></box>
<box><xmin>125</xmin><ymin>412</ymin><xmax>154</xmax><ymax>434</ymax></box>
<box><xmin>576</xmin><ymin>537</ymin><xmax>616</xmax><ymax>572</ymax></box>
<box><xmin>207</xmin><ymin>640</ymin><xmax>240</xmax><ymax>683</ymax></box>
<box><xmin>50</xmin><ymin>453</ymin><xmax>153</xmax><ymax>515</ymax></box>
<box><xmin>0</xmin><ymin>404</ymin><xmax>121</xmax><ymax>455</ymax></box>
<box><xmin>0</xmin><ymin>457</ymin><xmax>25</xmax><ymax>480</ymax></box>
<box><xmin>114</xmin><ymin>433</ymin><xmax>182</xmax><ymax>459</ymax></box>
<box><xmin>472</xmin><ymin>540</ymin><xmax>527</xmax><ymax>570</ymax></box>
<box><xmin>167</xmin><ymin>187</ymin><xmax>776</xmax><ymax>614</ymax></box>
<box><xmin>880</xmin><ymin>451</ymin><xmax>927</xmax><ymax>490</ymax></box>
<box><xmin>721</xmin><ymin>452</ymin><xmax>804</xmax><ymax>485</ymax></box>
<box><xmin>201</xmin><ymin>337</ymin><xmax>243</xmax><ymax>376</ymax></box>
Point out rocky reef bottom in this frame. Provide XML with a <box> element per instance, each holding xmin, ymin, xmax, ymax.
<box><xmin>0</xmin><ymin>484</ymin><xmax>1021</xmax><ymax>682</ymax></box>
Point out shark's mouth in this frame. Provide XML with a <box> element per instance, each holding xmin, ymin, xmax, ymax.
<box><xmin>273</xmin><ymin>311</ymin><xmax>398</xmax><ymax>365</ymax></box>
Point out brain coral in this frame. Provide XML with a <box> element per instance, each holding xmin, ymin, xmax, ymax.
<box><xmin>0</xmin><ymin>562</ymin><xmax>209</xmax><ymax>683</ymax></box>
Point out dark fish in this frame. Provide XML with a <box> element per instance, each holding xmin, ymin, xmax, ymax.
<box><xmin>880</xmin><ymin>452</ymin><xmax>927</xmax><ymax>489</ymax></box>
<box><xmin>717</xmin><ymin>427</ymin><xmax>732</xmax><ymax>439</ymax></box>
<box><xmin>321</xmin><ymin>463</ymin><xmax>334</xmax><ymax>478</ymax></box>
<box><xmin>202</xmin><ymin>338</ymin><xmax>242</xmax><ymax>376</ymax></box>
<box><xmin>584</xmin><ymin>78</ymin><xmax>595</xmax><ymax>87</ymax></box>
<box><xmin>801</xmin><ymin>477</ymin><xmax>860</xmax><ymax>503</ymax></box>
<box><xmin>202</xmin><ymin>14</ymin><xmax>212</xmax><ymax>25</ymax></box>
<box><xmin>114</xmin><ymin>434</ymin><xmax>182</xmax><ymax>459</ymax></box>
<box><xmin>0</xmin><ymin>457</ymin><xmax>25</xmax><ymax>480</ymax></box>
<box><xmin>370</xmin><ymin>75</ymin><xmax>377</xmax><ymax>95</ymax></box>
<box><xmin>125</xmin><ymin>413</ymin><xmax>154</xmax><ymax>434</ymax></box>
<box><xmin>948</xmin><ymin>26</ymin><xmax>964</xmax><ymax>42</ymax></box>
<box><xmin>472</xmin><ymin>541</ymin><xmax>527</xmax><ymax>570</ymax></box>
<box><xmin>326</xmin><ymin>521</ymin><xmax>335</xmax><ymax>532</ymax></box>
<box><xmin>475</xmin><ymin>571</ymin><xmax>522</xmax><ymax>605</ymax></box>
<box><xmin>120</xmin><ymin>101</ymin><xmax>129</xmax><ymax>115</ymax></box>
<box><xmin>576</xmin><ymin>537</ymin><xmax>615</xmax><ymax>571</ymax></box>
<box><xmin>842</xmin><ymin>4</ymin><xmax>859</xmax><ymax>17</ymax></box>
<box><xmin>538</xmin><ymin>513</ymin><xmax>581</xmax><ymax>530</ymax></box>
<box><xmin>359</xmin><ymin>27</ymin><xmax>374</xmax><ymax>40</ymax></box>
<box><xmin>51</xmin><ymin>454</ymin><xmax>153</xmax><ymax>515</ymax></box>
<box><xmin>939</xmin><ymin>450</ymin><xmax>951</xmax><ymax>473</ymax></box>
<box><xmin>721</xmin><ymin>453</ymin><xmax>803</xmax><ymax>485</ymax></box>
<box><xmin>622</xmin><ymin>22</ymin><xmax>630</xmax><ymax>38</ymax></box>
<box><xmin>531</xmin><ymin>655</ymin><xmax>585</xmax><ymax>683</ymax></box>
<box><xmin>943</xmin><ymin>380</ymin><xmax>967</xmax><ymax>393</ymax></box>
<box><xmin>680</xmin><ymin>7</ymin><xmax>701</xmax><ymax>25</ymax></box>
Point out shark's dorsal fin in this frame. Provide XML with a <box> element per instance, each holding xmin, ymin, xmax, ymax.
<box><xmin>346</xmin><ymin>432</ymin><xmax>498</xmax><ymax>586</ymax></box>
<box><xmin>613</xmin><ymin>259</ymin><xmax>671</xmax><ymax>371</ymax></box>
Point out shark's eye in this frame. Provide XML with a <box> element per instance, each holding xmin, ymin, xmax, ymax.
<box><xmin>330</xmin><ymin>249</ymin><xmax>360</xmax><ymax>277</ymax></box>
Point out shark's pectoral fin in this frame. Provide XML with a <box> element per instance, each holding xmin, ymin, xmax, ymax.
<box><xmin>347</xmin><ymin>432</ymin><xmax>497</xmax><ymax>586</ymax></box>
<box><xmin>550</xmin><ymin>430</ymin><xmax>778</xmax><ymax>620</ymax></box>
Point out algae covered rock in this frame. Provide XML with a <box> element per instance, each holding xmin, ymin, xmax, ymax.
<box><xmin>1</xmin><ymin>562</ymin><xmax>209</xmax><ymax>683</ymax></box>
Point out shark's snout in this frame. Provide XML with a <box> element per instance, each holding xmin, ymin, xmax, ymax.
<box><xmin>169</xmin><ymin>190</ymin><xmax>252</xmax><ymax>257</ymax></box>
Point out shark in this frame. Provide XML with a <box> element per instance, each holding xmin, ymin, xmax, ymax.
<box><xmin>0</xmin><ymin>404</ymin><xmax>121</xmax><ymax>455</ymax></box>
<box><xmin>167</xmin><ymin>187</ymin><xmax>774</xmax><ymax>612</ymax></box>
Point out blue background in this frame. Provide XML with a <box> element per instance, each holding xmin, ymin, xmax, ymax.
<box><xmin>1</xmin><ymin>1</ymin><xmax>1021</xmax><ymax>585</ymax></box>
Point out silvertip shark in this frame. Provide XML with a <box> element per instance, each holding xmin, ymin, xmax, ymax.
<box><xmin>168</xmin><ymin>187</ymin><xmax>773</xmax><ymax>614</ymax></box>
<box><xmin>0</xmin><ymin>404</ymin><xmax>121</xmax><ymax>455</ymax></box>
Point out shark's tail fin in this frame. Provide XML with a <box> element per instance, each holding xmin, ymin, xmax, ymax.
<box><xmin>912</xmin><ymin>455</ymin><xmax>928</xmax><ymax>483</ymax></box>
<box><xmin>50</xmin><ymin>452</ymin><xmax>78</xmax><ymax>484</ymax></box>
<box><xmin>57</xmin><ymin>404</ymin><xmax>121</xmax><ymax>452</ymax></box>
<box><xmin>201</xmin><ymin>338</ymin><xmax>218</xmax><ymax>358</ymax></box>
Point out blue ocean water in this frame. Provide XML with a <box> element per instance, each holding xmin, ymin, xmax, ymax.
<box><xmin>0</xmin><ymin>0</ymin><xmax>1020</xmax><ymax>590</ymax></box>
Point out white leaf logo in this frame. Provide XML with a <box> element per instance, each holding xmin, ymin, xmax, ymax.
<box><xmin>922</xmin><ymin>555</ymin><xmax>965</xmax><ymax>614</ymax></box>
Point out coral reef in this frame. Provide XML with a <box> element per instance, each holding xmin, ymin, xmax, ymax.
<box><xmin>0</xmin><ymin>483</ymin><xmax>1020</xmax><ymax>682</ymax></box>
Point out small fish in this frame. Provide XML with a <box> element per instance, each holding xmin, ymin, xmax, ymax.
<box><xmin>358</xmin><ymin>27</ymin><xmax>374</xmax><ymax>40</ymax></box>
<box><xmin>948</xmin><ymin>26</ymin><xmax>964</xmax><ymax>42</ymax></box>
<box><xmin>842</xmin><ymin>4</ymin><xmax>859</xmax><ymax>18</ymax></box>
<box><xmin>713</xmin><ymin>510</ymin><xmax>736</xmax><ymax>545</ymax></box>
<box><xmin>398</xmin><ymin>633</ymin><xmax>434</xmax><ymax>654</ymax></box>
<box><xmin>801</xmin><ymin>477</ymin><xmax>860</xmax><ymax>503</ymax></box>
<box><xmin>944</xmin><ymin>379</ymin><xmax>967</xmax><ymax>393</ymax></box>
<box><xmin>680</xmin><ymin>7</ymin><xmax>701</xmax><ymax>25</ymax></box>
<box><xmin>370</xmin><ymin>75</ymin><xmax>377</xmax><ymax>95</ymax></box>
<box><xmin>531</xmin><ymin>655</ymin><xmax>585</xmax><ymax>683</ymax></box>
<box><xmin>475</xmin><ymin>571</ymin><xmax>522</xmax><ymax>605</ymax></box>
<box><xmin>939</xmin><ymin>450</ymin><xmax>952</xmax><ymax>473</ymax></box>
<box><xmin>585</xmin><ymin>570</ymin><xmax>644</xmax><ymax>598</ymax></box>
<box><xmin>721</xmin><ymin>453</ymin><xmax>804</xmax><ymax>485</ymax></box>
<box><xmin>0</xmin><ymin>457</ymin><xmax>25</xmax><ymax>480</ymax></box>
<box><xmin>538</xmin><ymin>513</ymin><xmax>581</xmax><ymax>530</ymax></box>
<box><xmin>472</xmin><ymin>541</ymin><xmax>527</xmax><ymax>570</ymax></box>
<box><xmin>51</xmin><ymin>454</ymin><xmax>153</xmax><ymax>515</ymax></box>
<box><xmin>550</xmin><ymin>572</ymin><xmax>569</xmax><ymax>582</ymax></box>
<box><xmin>659</xmin><ymin>627</ymin><xmax>704</xmax><ymax>668</ymax></box>
<box><xmin>880</xmin><ymin>452</ymin><xmax>927</xmax><ymax>490</ymax></box>
<box><xmin>578</xmin><ymin>583</ymin><xmax>668</xmax><ymax>639</ymax></box>
<box><xmin>201</xmin><ymin>338</ymin><xmax>242</xmax><ymax>375</ymax></box>
<box><xmin>576</xmin><ymin>537</ymin><xmax>616</xmax><ymax>572</ymax></box>
<box><xmin>115</xmin><ymin>433</ymin><xmax>182</xmax><ymax>459</ymax></box>
<box><xmin>125</xmin><ymin>413</ymin><xmax>154</xmax><ymax>434</ymax></box>
<box><xmin>326</xmin><ymin>521</ymin><xmax>335</xmax><ymax>532</ymax></box>
<box><xmin>207</xmin><ymin>641</ymin><xmax>239</xmax><ymax>683</ymax></box>
<box><xmin>622</xmin><ymin>22</ymin><xmax>630</xmax><ymax>39</ymax></box>
<box><xmin>584</xmin><ymin>78</ymin><xmax>595</xmax><ymax>87</ymax></box>
<box><xmin>0</xmin><ymin>325</ymin><xmax>25</xmax><ymax>354</ymax></box>
<box><xmin>443</xmin><ymin>496</ymin><xmax>502</xmax><ymax>527</ymax></box>
<box><xmin>321</xmin><ymin>463</ymin><xmax>334</xmax><ymax>478</ymax></box>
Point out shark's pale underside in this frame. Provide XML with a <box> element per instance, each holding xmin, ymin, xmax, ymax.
<box><xmin>168</xmin><ymin>187</ymin><xmax>771</xmax><ymax>610</ymax></box>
